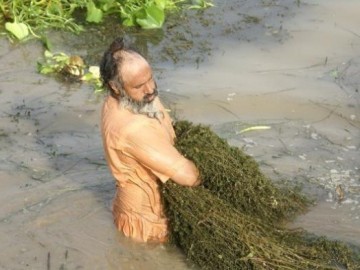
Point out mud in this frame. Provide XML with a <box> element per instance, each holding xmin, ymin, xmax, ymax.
<box><xmin>0</xmin><ymin>0</ymin><xmax>359</xmax><ymax>269</ymax></box>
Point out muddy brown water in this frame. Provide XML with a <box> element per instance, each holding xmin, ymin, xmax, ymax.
<box><xmin>1</xmin><ymin>0</ymin><xmax>359</xmax><ymax>269</ymax></box>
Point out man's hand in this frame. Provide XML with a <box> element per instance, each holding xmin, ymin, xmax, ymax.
<box><xmin>191</xmin><ymin>175</ymin><xmax>201</xmax><ymax>187</ymax></box>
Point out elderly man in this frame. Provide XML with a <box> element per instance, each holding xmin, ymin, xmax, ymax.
<box><xmin>100</xmin><ymin>38</ymin><xmax>201</xmax><ymax>243</ymax></box>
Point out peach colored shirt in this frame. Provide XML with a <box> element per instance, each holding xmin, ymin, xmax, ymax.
<box><xmin>101</xmin><ymin>95</ymin><xmax>187</xmax><ymax>242</ymax></box>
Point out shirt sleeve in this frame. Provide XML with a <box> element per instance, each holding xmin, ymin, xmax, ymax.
<box><xmin>123</xmin><ymin>119</ymin><xmax>188</xmax><ymax>183</ymax></box>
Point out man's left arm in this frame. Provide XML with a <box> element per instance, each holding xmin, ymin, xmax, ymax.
<box><xmin>124</xmin><ymin>123</ymin><xmax>200</xmax><ymax>187</ymax></box>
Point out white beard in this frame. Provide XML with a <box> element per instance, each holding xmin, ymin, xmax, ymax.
<box><xmin>118</xmin><ymin>93</ymin><xmax>164</xmax><ymax>120</ymax></box>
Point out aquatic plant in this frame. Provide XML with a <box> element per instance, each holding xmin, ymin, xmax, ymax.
<box><xmin>37</xmin><ymin>50</ymin><xmax>103</xmax><ymax>92</ymax></box>
<box><xmin>0</xmin><ymin>0</ymin><xmax>84</xmax><ymax>41</ymax></box>
<box><xmin>161</xmin><ymin>120</ymin><xmax>360</xmax><ymax>270</ymax></box>
<box><xmin>173</xmin><ymin>120</ymin><xmax>309</xmax><ymax>224</ymax></box>
<box><xmin>0</xmin><ymin>0</ymin><xmax>213</xmax><ymax>41</ymax></box>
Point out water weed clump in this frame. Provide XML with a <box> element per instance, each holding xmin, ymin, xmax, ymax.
<box><xmin>161</xmin><ymin>120</ymin><xmax>360</xmax><ymax>269</ymax></box>
<box><xmin>173</xmin><ymin>120</ymin><xmax>309</xmax><ymax>225</ymax></box>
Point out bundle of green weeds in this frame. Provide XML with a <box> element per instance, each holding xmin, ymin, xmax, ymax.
<box><xmin>161</xmin><ymin>120</ymin><xmax>360</xmax><ymax>269</ymax></box>
<box><xmin>163</xmin><ymin>182</ymin><xmax>360</xmax><ymax>269</ymax></box>
<box><xmin>173</xmin><ymin>120</ymin><xmax>308</xmax><ymax>225</ymax></box>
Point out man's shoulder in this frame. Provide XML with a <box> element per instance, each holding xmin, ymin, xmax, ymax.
<box><xmin>122</xmin><ymin>115</ymin><xmax>154</xmax><ymax>135</ymax></box>
<box><xmin>102</xmin><ymin>97</ymin><xmax>134</xmax><ymax>136</ymax></box>
<box><xmin>103</xmin><ymin>109</ymin><xmax>151</xmax><ymax>137</ymax></box>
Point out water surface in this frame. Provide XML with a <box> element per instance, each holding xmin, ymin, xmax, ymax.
<box><xmin>0</xmin><ymin>0</ymin><xmax>359</xmax><ymax>269</ymax></box>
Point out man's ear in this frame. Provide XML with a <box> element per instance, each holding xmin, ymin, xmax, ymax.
<box><xmin>109</xmin><ymin>81</ymin><xmax>120</xmax><ymax>95</ymax></box>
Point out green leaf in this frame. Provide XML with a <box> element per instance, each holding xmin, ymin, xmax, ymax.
<box><xmin>5</xmin><ymin>22</ymin><xmax>29</xmax><ymax>40</ymax></box>
<box><xmin>81</xmin><ymin>73</ymin><xmax>93</xmax><ymax>81</ymax></box>
<box><xmin>86</xmin><ymin>1</ymin><xmax>103</xmax><ymax>23</ymax></box>
<box><xmin>154</xmin><ymin>0</ymin><xmax>166</xmax><ymax>10</ymax></box>
<box><xmin>37</xmin><ymin>63</ymin><xmax>56</xmax><ymax>75</ymax></box>
<box><xmin>40</xmin><ymin>36</ymin><xmax>53</xmax><ymax>51</ymax></box>
<box><xmin>46</xmin><ymin>1</ymin><xmax>63</xmax><ymax>16</ymax></box>
<box><xmin>122</xmin><ymin>18</ymin><xmax>135</xmax><ymax>27</ymax></box>
<box><xmin>44</xmin><ymin>50</ymin><xmax>53</xmax><ymax>58</ymax></box>
<box><xmin>136</xmin><ymin>5</ymin><xmax>165</xmax><ymax>29</ymax></box>
<box><xmin>99</xmin><ymin>0</ymin><xmax>118</xmax><ymax>12</ymax></box>
<box><xmin>52</xmin><ymin>53</ymin><xmax>69</xmax><ymax>63</ymax></box>
<box><xmin>121</xmin><ymin>8</ymin><xmax>136</xmax><ymax>27</ymax></box>
<box><xmin>88</xmin><ymin>66</ymin><xmax>100</xmax><ymax>79</ymax></box>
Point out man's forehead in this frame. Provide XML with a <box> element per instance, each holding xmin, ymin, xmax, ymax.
<box><xmin>114</xmin><ymin>50</ymin><xmax>145</xmax><ymax>64</ymax></box>
<box><xmin>118</xmin><ymin>52</ymin><xmax>150</xmax><ymax>78</ymax></box>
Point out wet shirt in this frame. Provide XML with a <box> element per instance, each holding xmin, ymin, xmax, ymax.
<box><xmin>101</xmin><ymin>95</ymin><xmax>187</xmax><ymax>242</ymax></box>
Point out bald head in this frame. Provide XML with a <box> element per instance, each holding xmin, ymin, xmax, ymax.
<box><xmin>100</xmin><ymin>38</ymin><xmax>158</xmax><ymax>105</ymax></box>
<box><xmin>114</xmin><ymin>51</ymin><xmax>150</xmax><ymax>88</ymax></box>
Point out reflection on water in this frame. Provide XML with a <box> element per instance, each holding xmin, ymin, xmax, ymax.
<box><xmin>0</xmin><ymin>0</ymin><xmax>359</xmax><ymax>269</ymax></box>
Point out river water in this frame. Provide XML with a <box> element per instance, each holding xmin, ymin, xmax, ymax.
<box><xmin>0</xmin><ymin>0</ymin><xmax>359</xmax><ymax>269</ymax></box>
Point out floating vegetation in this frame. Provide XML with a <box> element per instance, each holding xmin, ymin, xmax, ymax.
<box><xmin>37</xmin><ymin>50</ymin><xmax>103</xmax><ymax>92</ymax></box>
<box><xmin>161</xmin><ymin>120</ymin><xmax>360</xmax><ymax>269</ymax></box>
<box><xmin>0</xmin><ymin>0</ymin><xmax>84</xmax><ymax>41</ymax></box>
<box><xmin>0</xmin><ymin>0</ymin><xmax>213</xmax><ymax>41</ymax></box>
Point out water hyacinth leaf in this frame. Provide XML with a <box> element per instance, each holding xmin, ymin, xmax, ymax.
<box><xmin>120</xmin><ymin>6</ymin><xmax>136</xmax><ymax>27</ymax></box>
<box><xmin>81</xmin><ymin>66</ymin><xmax>100</xmax><ymax>82</ymax></box>
<box><xmin>122</xmin><ymin>17</ymin><xmax>135</xmax><ymax>27</ymax></box>
<box><xmin>154</xmin><ymin>0</ymin><xmax>167</xmax><ymax>10</ymax></box>
<box><xmin>81</xmin><ymin>73</ymin><xmax>93</xmax><ymax>81</ymax></box>
<box><xmin>46</xmin><ymin>1</ymin><xmax>64</xmax><ymax>16</ymax></box>
<box><xmin>69</xmin><ymin>3</ymin><xmax>79</xmax><ymax>14</ymax></box>
<box><xmin>97</xmin><ymin>0</ymin><xmax>118</xmax><ymax>12</ymax></box>
<box><xmin>88</xmin><ymin>66</ymin><xmax>100</xmax><ymax>79</ymax></box>
<box><xmin>136</xmin><ymin>5</ymin><xmax>165</xmax><ymax>29</ymax></box>
<box><xmin>52</xmin><ymin>53</ymin><xmax>70</xmax><ymax>63</ymax></box>
<box><xmin>37</xmin><ymin>63</ymin><xmax>55</xmax><ymax>74</ymax></box>
<box><xmin>86</xmin><ymin>1</ymin><xmax>104</xmax><ymax>23</ymax></box>
<box><xmin>1</xmin><ymin>0</ymin><xmax>214</xmax><ymax>40</ymax></box>
<box><xmin>44</xmin><ymin>50</ymin><xmax>53</xmax><ymax>58</ymax></box>
<box><xmin>40</xmin><ymin>36</ymin><xmax>53</xmax><ymax>51</ymax></box>
<box><xmin>5</xmin><ymin>22</ymin><xmax>29</xmax><ymax>40</ymax></box>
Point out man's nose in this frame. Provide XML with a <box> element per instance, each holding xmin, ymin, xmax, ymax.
<box><xmin>144</xmin><ymin>82</ymin><xmax>154</xmax><ymax>94</ymax></box>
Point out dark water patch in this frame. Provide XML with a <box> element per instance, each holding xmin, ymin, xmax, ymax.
<box><xmin>40</xmin><ymin>0</ymin><xmax>300</xmax><ymax>71</ymax></box>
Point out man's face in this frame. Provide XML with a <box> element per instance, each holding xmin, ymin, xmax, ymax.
<box><xmin>120</xmin><ymin>53</ymin><xmax>157</xmax><ymax>104</ymax></box>
<box><xmin>110</xmin><ymin>52</ymin><xmax>162</xmax><ymax>119</ymax></box>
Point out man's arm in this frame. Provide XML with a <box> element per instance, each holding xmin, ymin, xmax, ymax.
<box><xmin>170</xmin><ymin>159</ymin><xmax>201</xmax><ymax>187</ymax></box>
<box><xmin>124</xmin><ymin>124</ymin><xmax>200</xmax><ymax>187</ymax></box>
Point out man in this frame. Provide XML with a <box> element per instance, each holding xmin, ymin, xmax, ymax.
<box><xmin>100</xmin><ymin>38</ymin><xmax>201</xmax><ymax>243</ymax></box>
